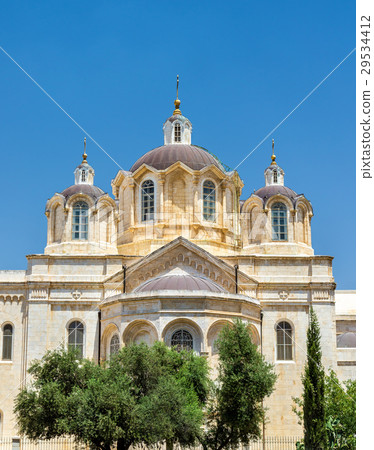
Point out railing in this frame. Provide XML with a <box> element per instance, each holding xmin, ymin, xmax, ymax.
<box><xmin>0</xmin><ymin>437</ymin><xmax>302</xmax><ymax>450</ymax></box>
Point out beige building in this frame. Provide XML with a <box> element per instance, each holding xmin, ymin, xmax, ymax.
<box><xmin>0</xmin><ymin>94</ymin><xmax>356</xmax><ymax>438</ymax></box>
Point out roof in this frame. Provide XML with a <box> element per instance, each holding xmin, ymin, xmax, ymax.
<box><xmin>134</xmin><ymin>273</ymin><xmax>227</xmax><ymax>293</ymax></box>
<box><xmin>253</xmin><ymin>185</ymin><xmax>297</xmax><ymax>205</ymax></box>
<box><xmin>130</xmin><ymin>144</ymin><xmax>225</xmax><ymax>172</ymax></box>
<box><xmin>60</xmin><ymin>184</ymin><xmax>105</xmax><ymax>200</ymax></box>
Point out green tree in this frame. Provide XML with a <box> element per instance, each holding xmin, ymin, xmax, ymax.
<box><xmin>199</xmin><ymin>320</ymin><xmax>277</xmax><ymax>450</ymax></box>
<box><xmin>293</xmin><ymin>371</ymin><xmax>356</xmax><ymax>449</ymax></box>
<box><xmin>302</xmin><ymin>307</ymin><xmax>328</xmax><ymax>449</ymax></box>
<box><xmin>14</xmin><ymin>343</ymin><xmax>210</xmax><ymax>450</ymax></box>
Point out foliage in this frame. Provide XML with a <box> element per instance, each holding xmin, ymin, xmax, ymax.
<box><xmin>199</xmin><ymin>320</ymin><xmax>277</xmax><ymax>450</ymax></box>
<box><xmin>292</xmin><ymin>309</ymin><xmax>356</xmax><ymax>449</ymax></box>
<box><xmin>302</xmin><ymin>307</ymin><xmax>328</xmax><ymax>449</ymax></box>
<box><xmin>14</xmin><ymin>343</ymin><xmax>210</xmax><ymax>450</ymax></box>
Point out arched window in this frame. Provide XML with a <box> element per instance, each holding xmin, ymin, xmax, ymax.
<box><xmin>276</xmin><ymin>321</ymin><xmax>293</xmax><ymax>360</ymax></box>
<box><xmin>171</xmin><ymin>329</ymin><xmax>193</xmax><ymax>352</ymax></box>
<box><xmin>72</xmin><ymin>201</ymin><xmax>89</xmax><ymax>240</ymax></box>
<box><xmin>110</xmin><ymin>334</ymin><xmax>120</xmax><ymax>355</ymax></box>
<box><xmin>271</xmin><ymin>202</ymin><xmax>288</xmax><ymax>241</ymax></box>
<box><xmin>2</xmin><ymin>324</ymin><xmax>13</xmax><ymax>360</ymax></box>
<box><xmin>203</xmin><ymin>180</ymin><xmax>216</xmax><ymax>222</ymax></box>
<box><xmin>68</xmin><ymin>321</ymin><xmax>84</xmax><ymax>358</ymax></box>
<box><xmin>273</xmin><ymin>169</ymin><xmax>278</xmax><ymax>183</ymax></box>
<box><xmin>174</xmin><ymin>123</ymin><xmax>181</xmax><ymax>142</ymax></box>
<box><xmin>141</xmin><ymin>180</ymin><xmax>155</xmax><ymax>221</ymax></box>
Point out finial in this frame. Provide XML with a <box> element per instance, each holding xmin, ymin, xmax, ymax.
<box><xmin>82</xmin><ymin>137</ymin><xmax>88</xmax><ymax>163</ymax></box>
<box><xmin>173</xmin><ymin>75</ymin><xmax>181</xmax><ymax>115</ymax></box>
<box><xmin>271</xmin><ymin>138</ymin><xmax>276</xmax><ymax>165</ymax></box>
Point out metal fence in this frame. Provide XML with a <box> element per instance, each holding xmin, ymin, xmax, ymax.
<box><xmin>0</xmin><ymin>437</ymin><xmax>302</xmax><ymax>450</ymax></box>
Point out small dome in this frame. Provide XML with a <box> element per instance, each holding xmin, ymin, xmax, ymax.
<box><xmin>61</xmin><ymin>184</ymin><xmax>105</xmax><ymax>200</ymax></box>
<box><xmin>130</xmin><ymin>144</ymin><xmax>224</xmax><ymax>172</ymax></box>
<box><xmin>337</xmin><ymin>332</ymin><xmax>356</xmax><ymax>348</ymax></box>
<box><xmin>134</xmin><ymin>273</ymin><xmax>227</xmax><ymax>293</ymax></box>
<box><xmin>254</xmin><ymin>185</ymin><xmax>297</xmax><ymax>205</ymax></box>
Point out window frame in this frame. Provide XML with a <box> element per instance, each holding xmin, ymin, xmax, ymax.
<box><xmin>271</xmin><ymin>202</ymin><xmax>288</xmax><ymax>241</ymax></box>
<box><xmin>141</xmin><ymin>179</ymin><xmax>155</xmax><ymax>222</ymax></box>
<box><xmin>1</xmin><ymin>323</ymin><xmax>13</xmax><ymax>361</ymax></box>
<box><xmin>276</xmin><ymin>321</ymin><xmax>293</xmax><ymax>361</ymax></box>
<box><xmin>72</xmin><ymin>201</ymin><xmax>89</xmax><ymax>241</ymax></box>
<box><xmin>202</xmin><ymin>179</ymin><xmax>217</xmax><ymax>223</ymax></box>
<box><xmin>67</xmin><ymin>320</ymin><xmax>85</xmax><ymax>358</ymax></box>
<box><xmin>174</xmin><ymin>122</ymin><xmax>182</xmax><ymax>143</ymax></box>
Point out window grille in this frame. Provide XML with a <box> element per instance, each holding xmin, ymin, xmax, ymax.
<box><xmin>273</xmin><ymin>169</ymin><xmax>278</xmax><ymax>183</ymax></box>
<box><xmin>81</xmin><ymin>170</ymin><xmax>86</xmax><ymax>182</ymax></box>
<box><xmin>174</xmin><ymin>123</ymin><xmax>181</xmax><ymax>142</ymax></box>
<box><xmin>68</xmin><ymin>321</ymin><xmax>84</xmax><ymax>358</ymax></box>
<box><xmin>276</xmin><ymin>321</ymin><xmax>293</xmax><ymax>360</ymax></box>
<box><xmin>72</xmin><ymin>201</ymin><xmax>89</xmax><ymax>240</ymax></box>
<box><xmin>110</xmin><ymin>334</ymin><xmax>120</xmax><ymax>355</ymax></box>
<box><xmin>171</xmin><ymin>329</ymin><xmax>193</xmax><ymax>351</ymax></box>
<box><xmin>203</xmin><ymin>180</ymin><xmax>216</xmax><ymax>222</ymax></box>
<box><xmin>271</xmin><ymin>203</ymin><xmax>288</xmax><ymax>241</ymax></box>
<box><xmin>141</xmin><ymin>180</ymin><xmax>155</xmax><ymax>221</ymax></box>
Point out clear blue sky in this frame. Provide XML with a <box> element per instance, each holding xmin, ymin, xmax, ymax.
<box><xmin>0</xmin><ymin>1</ymin><xmax>355</xmax><ymax>288</ymax></box>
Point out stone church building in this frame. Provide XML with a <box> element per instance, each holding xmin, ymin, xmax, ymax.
<box><xmin>0</xmin><ymin>93</ymin><xmax>356</xmax><ymax>437</ymax></box>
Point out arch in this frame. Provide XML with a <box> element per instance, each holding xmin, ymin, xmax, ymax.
<box><xmin>72</xmin><ymin>201</ymin><xmax>89</xmax><ymax>240</ymax></box>
<box><xmin>162</xmin><ymin>318</ymin><xmax>204</xmax><ymax>353</ymax></box>
<box><xmin>247</xmin><ymin>323</ymin><xmax>260</xmax><ymax>347</ymax></box>
<box><xmin>203</xmin><ymin>179</ymin><xmax>216</xmax><ymax>222</ymax></box>
<box><xmin>2</xmin><ymin>322</ymin><xmax>14</xmax><ymax>361</ymax></box>
<box><xmin>102</xmin><ymin>322</ymin><xmax>120</xmax><ymax>359</ymax></box>
<box><xmin>123</xmin><ymin>320</ymin><xmax>158</xmax><ymax>346</ymax></box>
<box><xmin>67</xmin><ymin>320</ymin><xmax>85</xmax><ymax>358</ymax></box>
<box><xmin>275</xmin><ymin>320</ymin><xmax>293</xmax><ymax>361</ymax></box>
<box><xmin>271</xmin><ymin>202</ymin><xmax>288</xmax><ymax>241</ymax></box>
<box><xmin>141</xmin><ymin>179</ymin><xmax>155</xmax><ymax>222</ymax></box>
<box><xmin>207</xmin><ymin>320</ymin><xmax>233</xmax><ymax>355</ymax></box>
<box><xmin>171</xmin><ymin>329</ymin><xmax>193</xmax><ymax>351</ymax></box>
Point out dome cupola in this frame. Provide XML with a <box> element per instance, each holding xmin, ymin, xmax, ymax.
<box><xmin>264</xmin><ymin>139</ymin><xmax>285</xmax><ymax>187</ymax></box>
<box><xmin>74</xmin><ymin>138</ymin><xmax>95</xmax><ymax>185</ymax></box>
<box><xmin>163</xmin><ymin>75</ymin><xmax>192</xmax><ymax>145</ymax></box>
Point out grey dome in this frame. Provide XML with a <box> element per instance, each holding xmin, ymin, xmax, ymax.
<box><xmin>337</xmin><ymin>332</ymin><xmax>356</xmax><ymax>348</ymax></box>
<box><xmin>130</xmin><ymin>145</ymin><xmax>225</xmax><ymax>172</ymax></box>
<box><xmin>61</xmin><ymin>184</ymin><xmax>105</xmax><ymax>200</ymax></box>
<box><xmin>254</xmin><ymin>185</ymin><xmax>297</xmax><ymax>205</ymax></box>
<box><xmin>134</xmin><ymin>273</ymin><xmax>227</xmax><ymax>293</ymax></box>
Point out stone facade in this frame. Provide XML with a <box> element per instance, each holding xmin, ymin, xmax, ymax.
<box><xmin>0</xmin><ymin>99</ymin><xmax>355</xmax><ymax>438</ymax></box>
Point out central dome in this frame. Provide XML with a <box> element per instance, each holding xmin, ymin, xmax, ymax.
<box><xmin>130</xmin><ymin>144</ymin><xmax>224</xmax><ymax>172</ymax></box>
<box><xmin>133</xmin><ymin>273</ymin><xmax>227</xmax><ymax>293</ymax></box>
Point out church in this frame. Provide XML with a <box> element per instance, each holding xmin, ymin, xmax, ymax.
<box><xmin>0</xmin><ymin>89</ymin><xmax>356</xmax><ymax>438</ymax></box>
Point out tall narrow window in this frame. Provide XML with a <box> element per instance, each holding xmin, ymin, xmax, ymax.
<box><xmin>2</xmin><ymin>324</ymin><xmax>13</xmax><ymax>360</ymax></box>
<box><xmin>72</xmin><ymin>201</ymin><xmax>89</xmax><ymax>240</ymax></box>
<box><xmin>110</xmin><ymin>334</ymin><xmax>120</xmax><ymax>355</ymax></box>
<box><xmin>171</xmin><ymin>329</ymin><xmax>193</xmax><ymax>352</ymax></box>
<box><xmin>273</xmin><ymin>169</ymin><xmax>278</xmax><ymax>183</ymax></box>
<box><xmin>271</xmin><ymin>203</ymin><xmax>288</xmax><ymax>241</ymax></box>
<box><xmin>174</xmin><ymin>123</ymin><xmax>181</xmax><ymax>142</ymax></box>
<box><xmin>203</xmin><ymin>180</ymin><xmax>216</xmax><ymax>222</ymax></box>
<box><xmin>276</xmin><ymin>321</ymin><xmax>293</xmax><ymax>360</ymax></box>
<box><xmin>141</xmin><ymin>180</ymin><xmax>155</xmax><ymax>221</ymax></box>
<box><xmin>81</xmin><ymin>170</ymin><xmax>86</xmax><ymax>182</ymax></box>
<box><xmin>68</xmin><ymin>321</ymin><xmax>84</xmax><ymax>358</ymax></box>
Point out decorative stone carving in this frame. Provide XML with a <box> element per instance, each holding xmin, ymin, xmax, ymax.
<box><xmin>30</xmin><ymin>289</ymin><xmax>48</xmax><ymax>300</ymax></box>
<box><xmin>313</xmin><ymin>290</ymin><xmax>330</xmax><ymax>301</ymax></box>
<box><xmin>279</xmin><ymin>290</ymin><xmax>289</xmax><ymax>300</ymax></box>
<box><xmin>71</xmin><ymin>289</ymin><xmax>82</xmax><ymax>300</ymax></box>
